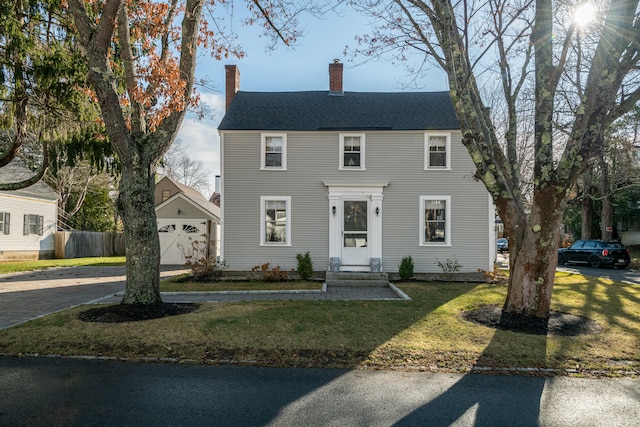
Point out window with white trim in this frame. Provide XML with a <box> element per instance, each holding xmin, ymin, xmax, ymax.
<box><xmin>425</xmin><ymin>132</ymin><xmax>451</xmax><ymax>170</ymax></box>
<box><xmin>23</xmin><ymin>214</ymin><xmax>43</xmax><ymax>236</ymax></box>
<box><xmin>340</xmin><ymin>133</ymin><xmax>365</xmax><ymax>170</ymax></box>
<box><xmin>260</xmin><ymin>196</ymin><xmax>291</xmax><ymax>245</ymax></box>
<box><xmin>420</xmin><ymin>196</ymin><xmax>451</xmax><ymax>245</ymax></box>
<box><xmin>0</xmin><ymin>212</ymin><xmax>9</xmax><ymax>234</ymax></box>
<box><xmin>162</xmin><ymin>190</ymin><xmax>171</xmax><ymax>201</ymax></box>
<box><xmin>261</xmin><ymin>133</ymin><xmax>287</xmax><ymax>170</ymax></box>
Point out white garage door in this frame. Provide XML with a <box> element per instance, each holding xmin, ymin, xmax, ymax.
<box><xmin>158</xmin><ymin>220</ymin><xmax>207</xmax><ymax>265</ymax></box>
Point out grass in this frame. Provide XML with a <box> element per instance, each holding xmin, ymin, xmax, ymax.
<box><xmin>0</xmin><ymin>271</ymin><xmax>638</xmax><ymax>376</ymax></box>
<box><xmin>0</xmin><ymin>256</ymin><xmax>126</xmax><ymax>274</ymax></box>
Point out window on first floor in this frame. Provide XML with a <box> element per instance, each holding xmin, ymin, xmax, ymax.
<box><xmin>425</xmin><ymin>132</ymin><xmax>451</xmax><ymax>170</ymax></box>
<box><xmin>261</xmin><ymin>133</ymin><xmax>287</xmax><ymax>170</ymax></box>
<box><xmin>260</xmin><ymin>196</ymin><xmax>291</xmax><ymax>245</ymax></box>
<box><xmin>23</xmin><ymin>214</ymin><xmax>44</xmax><ymax>236</ymax></box>
<box><xmin>420</xmin><ymin>196</ymin><xmax>451</xmax><ymax>245</ymax></box>
<box><xmin>0</xmin><ymin>212</ymin><xmax>9</xmax><ymax>234</ymax></box>
<box><xmin>340</xmin><ymin>133</ymin><xmax>365</xmax><ymax>170</ymax></box>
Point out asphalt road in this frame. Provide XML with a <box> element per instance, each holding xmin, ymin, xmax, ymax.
<box><xmin>557</xmin><ymin>263</ymin><xmax>640</xmax><ymax>284</ymax></box>
<box><xmin>1</xmin><ymin>357</ymin><xmax>638</xmax><ymax>426</ymax></box>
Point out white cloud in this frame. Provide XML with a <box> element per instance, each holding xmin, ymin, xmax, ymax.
<box><xmin>198</xmin><ymin>92</ymin><xmax>226</xmax><ymax>116</ymax></box>
<box><xmin>174</xmin><ymin>96</ymin><xmax>223</xmax><ymax>197</ymax></box>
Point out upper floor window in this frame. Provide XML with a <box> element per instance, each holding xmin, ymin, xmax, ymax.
<box><xmin>261</xmin><ymin>133</ymin><xmax>287</xmax><ymax>170</ymax></box>
<box><xmin>340</xmin><ymin>133</ymin><xmax>365</xmax><ymax>170</ymax></box>
<box><xmin>419</xmin><ymin>196</ymin><xmax>451</xmax><ymax>246</ymax></box>
<box><xmin>23</xmin><ymin>214</ymin><xmax>43</xmax><ymax>236</ymax></box>
<box><xmin>425</xmin><ymin>132</ymin><xmax>451</xmax><ymax>170</ymax></box>
<box><xmin>260</xmin><ymin>196</ymin><xmax>291</xmax><ymax>245</ymax></box>
<box><xmin>162</xmin><ymin>190</ymin><xmax>171</xmax><ymax>201</ymax></box>
<box><xmin>0</xmin><ymin>212</ymin><xmax>9</xmax><ymax>234</ymax></box>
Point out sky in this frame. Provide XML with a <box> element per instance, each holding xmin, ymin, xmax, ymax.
<box><xmin>176</xmin><ymin>4</ymin><xmax>449</xmax><ymax>197</ymax></box>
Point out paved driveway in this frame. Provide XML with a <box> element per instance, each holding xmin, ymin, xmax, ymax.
<box><xmin>0</xmin><ymin>266</ymin><xmax>187</xmax><ymax>329</ymax></box>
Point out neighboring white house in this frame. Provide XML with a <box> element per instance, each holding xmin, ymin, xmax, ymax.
<box><xmin>154</xmin><ymin>176</ymin><xmax>220</xmax><ymax>265</ymax></box>
<box><xmin>0</xmin><ymin>161</ymin><xmax>58</xmax><ymax>260</ymax></box>
<box><xmin>217</xmin><ymin>62</ymin><xmax>496</xmax><ymax>274</ymax></box>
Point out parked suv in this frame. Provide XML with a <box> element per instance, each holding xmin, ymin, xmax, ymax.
<box><xmin>557</xmin><ymin>240</ymin><xmax>630</xmax><ymax>268</ymax></box>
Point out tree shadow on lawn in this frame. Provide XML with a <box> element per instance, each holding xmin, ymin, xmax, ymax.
<box><xmin>394</xmin><ymin>324</ymin><xmax>549</xmax><ymax>426</ymax></box>
<box><xmin>43</xmin><ymin>281</ymin><xmax>611</xmax><ymax>426</ymax></box>
<box><xmin>393</xmin><ymin>279</ymin><xmax>625</xmax><ymax>426</ymax></box>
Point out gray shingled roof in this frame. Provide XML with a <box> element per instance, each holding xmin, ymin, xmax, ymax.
<box><xmin>0</xmin><ymin>160</ymin><xmax>58</xmax><ymax>201</ymax></box>
<box><xmin>218</xmin><ymin>91</ymin><xmax>459</xmax><ymax>131</ymax></box>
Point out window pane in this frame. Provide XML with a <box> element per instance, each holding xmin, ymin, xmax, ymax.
<box><xmin>429</xmin><ymin>136</ymin><xmax>447</xmax><ymax>167</ymax></box>
<box><xmin>345</xmin><ymin>136</ymin><xmax>360</xmax><ymax>152</ymax></box>
<box><xmin>158</xmin><ymin>224</ymin><xmax>176</xmax><ymax>233</ymax></box>
<box><xmin>344</xmin><ymin>153</ymin><xmax>361</xmax><ymax>167</ymax></box>
<box><xmin>183</xmin><ymin>225</ymin><xmax>200</xmax><ymax>233</ymax></box>
<box><xmin>265</xmin><ymin>152</ymin><xmax>282</xmax><ymax>167</ymax></box>
<box><xmin>265</xmin><ymin>137</ymin><xmax>283</xmax><ymax>167</ymax></box>
<box><xmin>424</xmin><ymin>200</ymin><xmax>446</xmax><ymax>243</ymax></box>
<box><xmin>344</xmin><ymin>201</ymin><xmax>367</xmax><ymax>232</ymax></box>
<box><xmin>265</xmin><ymin>200</ymin><xmax>287</xmax><ymax>243</ymax></box>
<box><xmin>266</xmin><ymin>137</ymin><xmax>282</xmax><ymax>152</ymax></box>
<box><xmin>27</xmin><ymin>214</ymin><xmax>39</xmax><ymax>235</ymax></box>
<box><xmin>344</xmin><ymin>233</ymin><xmax>368</xmax><ymax>248</ymax></box>
<box><xmin>429</xmin><ymin>152</ymin><xmax>446</xmax><ymax>167</ymax></box>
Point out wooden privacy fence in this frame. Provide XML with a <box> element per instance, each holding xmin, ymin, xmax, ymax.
<box><xmin>55</xmin><ymin>231</ymin><xmax>125</xmax><ymax>259</ymax></box>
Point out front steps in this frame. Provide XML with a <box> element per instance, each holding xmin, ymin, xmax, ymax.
<box><xmin>325</xmin><ymin>271</ymin><xmax>389</xmax><ymax>287</ymax></box>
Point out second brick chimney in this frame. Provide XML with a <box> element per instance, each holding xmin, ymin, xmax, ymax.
<box><xmin>329</xmin><ymin>59</ymin><xmax>343</xmax><ymax>95</ymax></box>
<box><xmin>225</xmin><ymin>65</ymin><xmax>240</xmax><ymax>110</ymax></box>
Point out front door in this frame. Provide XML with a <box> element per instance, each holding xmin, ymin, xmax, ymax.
<box><xmin>341</xmin><ymin>200</ymin><xmax>369</xmax><ymax>267</ymax></box>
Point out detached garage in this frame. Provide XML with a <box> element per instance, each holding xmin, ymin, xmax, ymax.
<box><xmin>154</xmin><ymin>178</ymin><xmax>220</xmax><ymax>265</ymax></box>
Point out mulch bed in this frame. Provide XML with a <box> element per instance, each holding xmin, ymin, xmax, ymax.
<box><xmin>78</xmin><ymin>303</ymin><xmax>200</xmax><ymax>323</ymax></box>
<box><xmin>462</xmin><ymin>305</ymin><xmax>603</xmax><ymax>336</ymax></box>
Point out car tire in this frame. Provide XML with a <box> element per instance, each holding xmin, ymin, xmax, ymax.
<box><xmin>557</xmin><ymin>254</ymin><xmax>566</xmax><ymax>266</ymax></box>
<box><xmin>588</xmin><ymin>256</ymin><xmax>602</xmax><ymax>268</ymax></box>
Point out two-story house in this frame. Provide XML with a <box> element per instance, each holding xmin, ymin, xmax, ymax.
<box><xmin>218</xmin><ymin>61</ymin><xmax>496</xmax><ymax>275</ymax></box>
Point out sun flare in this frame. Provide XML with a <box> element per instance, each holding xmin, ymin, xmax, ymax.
<box><xmin>573</xmin><ymin>3</ymin><xmax>596</xmax><ymax>27</ymax></box>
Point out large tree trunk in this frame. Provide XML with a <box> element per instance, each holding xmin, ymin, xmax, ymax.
<box><xmin>502</xmin><ymin>187</ymin><xmax>563</xmax><ymax>326</ymax></box>
<box><xmin>599</xmin><ymin>156</ymin><xmax>613</xmax><ymax>240</ymax></box>
<box><xmin>581</xmin><ymin>171</ymin><xmax>593</xmax><ymax>239</ymax></box>
<box><xmin>118</xmin><ymin>156</ymin><xmax>162</xmax><ymax>305</ymax></box>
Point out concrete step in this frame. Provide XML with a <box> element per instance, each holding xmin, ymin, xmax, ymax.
<box><xmin>326</xmin><ymin>271</ymin><xmax>389</xmax><ymax>287</ymax></box>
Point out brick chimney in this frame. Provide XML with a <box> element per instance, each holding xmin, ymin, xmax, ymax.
<box><xmin>329</xmin><ymin>59</ymin><xmax>343</xmax><ymax>95</ymax></box>
<box><xmin>225</xmin><ymin>65</ymin><xmax>240</xmax><ymax>110</ymax></box>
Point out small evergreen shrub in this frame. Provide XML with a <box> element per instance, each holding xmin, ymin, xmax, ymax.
<box><xmin>398</xmin><ymin>256</ymin><xmax>415</xmax><ymax>280</ymax></box>
<box><xmin>296</xmin><ymin>252</ymin><xmax>314</xmax><ymax>280</ymax></box>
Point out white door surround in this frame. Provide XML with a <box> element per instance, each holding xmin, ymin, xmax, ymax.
<box><xmin>324</xmin><ymin>181</ymin><xmax>387</xmax><ymax>272</ymax></box>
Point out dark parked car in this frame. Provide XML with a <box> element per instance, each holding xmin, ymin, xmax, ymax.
<box><xmin>497</xmin><ymin>238</ymin><xmax>509</xmax><ymax>253</ymax></box>
<box><xmin>558</xmin><ymin>240</ymin><xmax>630</xmax><ymax>268</ymax></box>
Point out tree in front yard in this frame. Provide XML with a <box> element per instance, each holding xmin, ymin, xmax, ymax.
<box><xmin>350</xmin><ymin>0</ymin><xmax>640</xmax><ymax>326</ymax></box>
<box><xmin>66</xmin><ymin>0</ymin><xmax>311</xmax><ymax>305</ymax></box>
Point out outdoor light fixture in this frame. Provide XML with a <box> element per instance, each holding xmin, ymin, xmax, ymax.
<box><xmin>332</xmin><ymin>206</ymin><xmax>336</xmax><ymax>216</ymax></box>
<box><xmin>177</xmin><ymin>209</ymin><xmax>182</xmax><ymax>215</ymax></box>
<box><xmin>376</xmin><ymin>207</ymin><xmax>380</xmax><ymax>216</ymax></box>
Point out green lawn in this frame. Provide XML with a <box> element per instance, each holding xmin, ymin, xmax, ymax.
<box><xmin>0</xmin><ymin>271</ymin><xmax>638</xmax><ymax>376</ymax></box>
<box><xmin>0</xmin><ymin>257</ymin><xmax>126</xmax><ymax>274</ymax></box>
